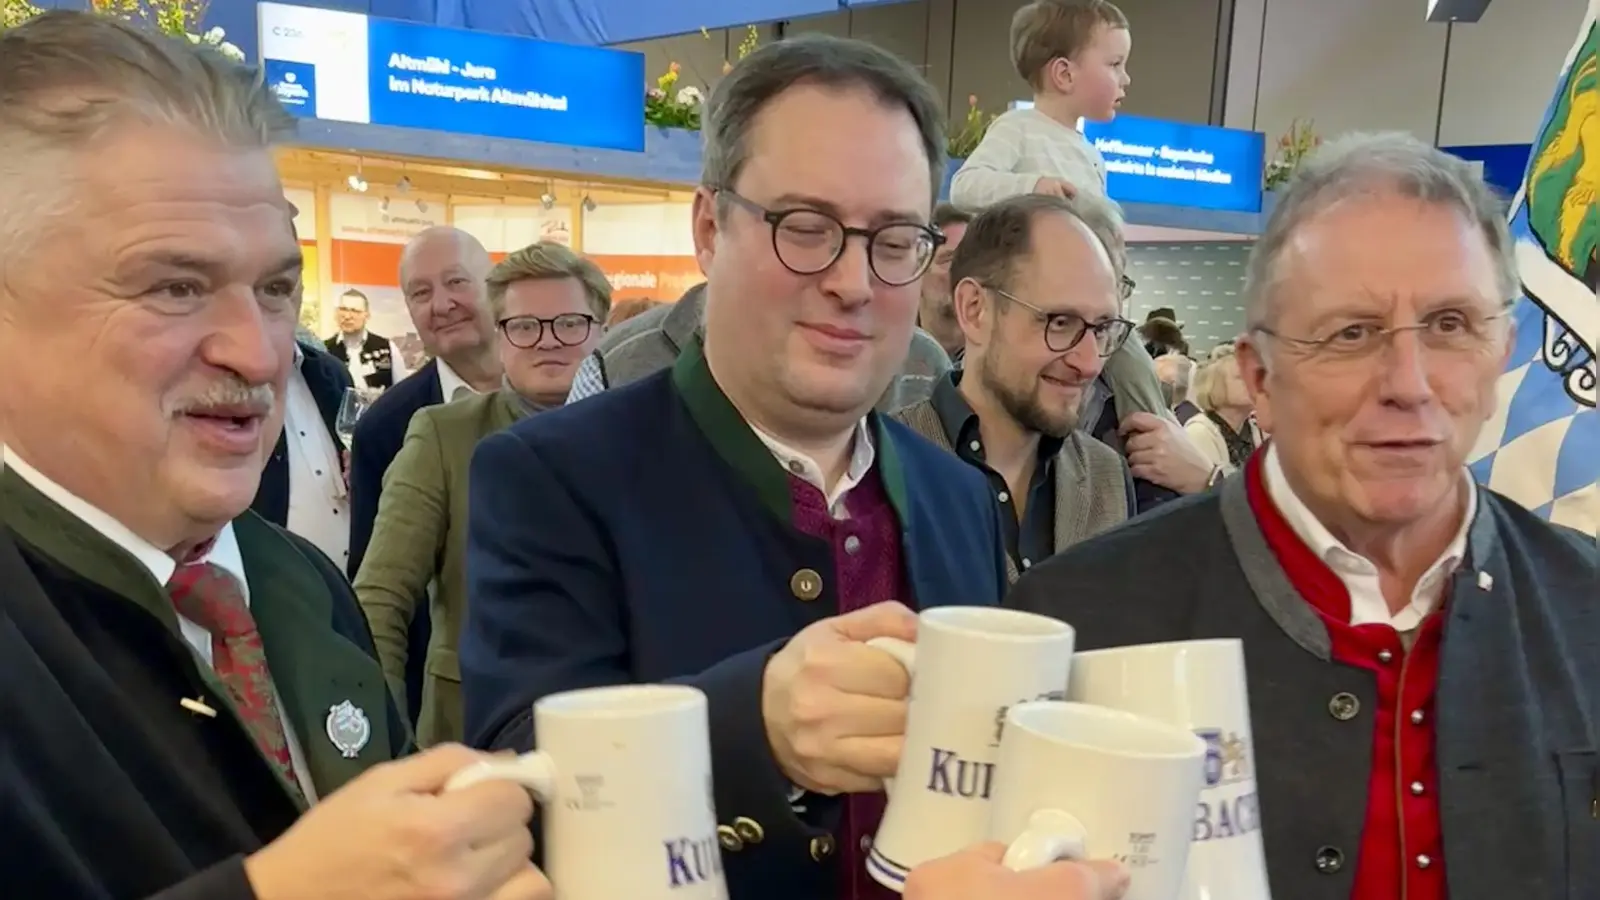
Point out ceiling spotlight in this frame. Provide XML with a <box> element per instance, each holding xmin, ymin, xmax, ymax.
<box><xmin>396</xmin><ymin>176</ymin><xmax>412</xmax><ymax>192</ymax></box>
<box><xmin>416</xmin><ymin>199</ymin><xmax>429</xmax><ymax>214</ymax></box>
<box><xmin>346</xmin><ymin>173</ymin><xmax>368</xmax><ymax>192</ymax></box>
<box><xmin>582</xmin><ymin>194</ymin><xmax>596</xmax><ymax>213</ymax></box>
<box><xmin>379</xmin><ymin>196</ymin><xmax>390</xmax><ymax>212</ymax></box>
<box><xmin>540</xmin><ymin>192</ymin><xmax>556</xmax><ymax>210</ymax></box>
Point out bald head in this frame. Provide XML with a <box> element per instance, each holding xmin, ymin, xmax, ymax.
<box><xmin>400</xmin><ymin>226</ymin><xmax>491</xmax><ymax>287</ymax></box>
<box><xmin>398</xmin><ymin>225</ymin><xmax>495</xmax><ymax>362</ymax></box>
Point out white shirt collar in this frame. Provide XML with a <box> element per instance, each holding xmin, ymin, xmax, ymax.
<box><xmin>436</xmin><ymin>359</ymin><xmax>479</xmax><ymax>402</ymax></box>
<box><xmin>1262</xmin><ymin>443</ymin><xmax>1475</xmax><ymax>628</ymax></box>
<box><xmin>750</xmin><ymin>418</ymin><xmax>876</xmax><ymax>518</ymax></box>
<box><xmin>2</xmin><ymin>446</ymin><xmax>249</xmax><ymax>594</ymax></box>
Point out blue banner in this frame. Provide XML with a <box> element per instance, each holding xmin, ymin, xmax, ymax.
<box><xmin>1080</xmin><ymin>114</ymin><xmax>1265</xmax><ymax>214</ymax></box>
<box><xmin>258</xmin><ymin>2</ymin><xmax>645</xmax><ymax>152</ymax></box>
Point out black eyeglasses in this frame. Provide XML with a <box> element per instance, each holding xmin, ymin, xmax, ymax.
<box><xmin>1120</xmin><ymin>275</ymin><xmax>1137</xmax><ymax>301</ymax></box>
<box><xmin>986</xmin><ymin>285</ymin><xmax>1134</xmax><ymax>357</ymax></box>
<box><xmin>497</xmin><ymin>313</ymin><xmax>597</xmax><ymax>349</ymax></box>
<box><xmin>719</xmin><ymin>189</ymin><xmax>944</xmax><ymax>287</ymax></box>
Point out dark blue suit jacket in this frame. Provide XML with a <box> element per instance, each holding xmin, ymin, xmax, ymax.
<box><xmin>251</xmin><ymin>344</ymin><xmax>351</xmax><ymax>527</ymax></box>
<box><xmin>461</xmin><ymin>339</ymin><xmax>1009</xmax><ymax>900</ymax></box>
<box><xmin>347</xmin><ymin>358</ymin><xmax>442</xmax><ymax>726</ymax></box>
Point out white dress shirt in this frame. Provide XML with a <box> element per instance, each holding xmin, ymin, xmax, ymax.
<box><xmin>751</xmin><ymin>418</ymin><xmax>876</xmax><ymax>519</ymax></box>
<box><xmin>1262</xmin><ymin>444</ymin><xmax>1475</xmax><ymax>631</ymax></box>
<box><xmin>436</xmin><ymin>358</ymin><xmax>480</xmax><ymax>402</ymax></box>
<box><xmin>284</xmin><ymin>359</ymin><xmax>351</xmax><ymax>567</ymax></box>
<box><xmin>3</xmin><ymin>449</ymin><xmax>319</xmax><ymax>800</ymax></box>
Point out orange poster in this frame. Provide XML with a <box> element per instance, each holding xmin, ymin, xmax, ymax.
<box><xmin>588</xmin><ymin>254</ymin><xmax>703</xmax><ymax>302</ymax></box>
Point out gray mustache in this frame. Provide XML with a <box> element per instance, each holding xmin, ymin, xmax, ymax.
<box><xmin>175</xmin><ymin>379</ymin><xmax>277</xmax><ymax>418</ymax></box>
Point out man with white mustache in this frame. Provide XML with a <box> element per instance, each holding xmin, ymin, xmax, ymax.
<box><xmin>893</xmin><ymin>192</ymin><xmax>1135</xmax><ymax>576</ymax></box>
<box><xmin>0</xmin><ymin>13</ymin><xmax>543</xmax><ymax>900</ymax></box>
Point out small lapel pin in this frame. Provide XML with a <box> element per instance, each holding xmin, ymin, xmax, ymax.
<box><xmin>180</xmin><ymin>697</ymin><xmax>218</xmax><ymax>718</ymax></box>
<box><xmin>326</xmin><ymin>700</ymin><xmax>372</xmax><ymax>759</ymax></box>
<box><xmin>1477</xmin><ymin>571</ymin><xmax>1494</xmax><ymax>591</ymax></box>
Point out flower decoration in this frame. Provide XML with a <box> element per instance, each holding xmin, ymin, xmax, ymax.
<box><xmin>2</xmin><ymin>0</ymin><xmax>43</xmax><ymax>28</ymax></box>
<box><xmin>646</xmin><ymin>60</ymin><xmax>702</xmax><ymax>129</ymax></box>
<box><xmin>948</xmin><ymin>94</ymin><xmax>996</xmax><ymax>159</ymax></box>
<box><xmin>4</xmin><ymin>0</ymin><xmax>242</xmax><ymax>60</ymax></box>
<box><xmin>644</xmin><ymin>25</ymin><xmax>763</xmax><ymax>131</ymax></box>
<box><xmin>1264</xmin><ymin>118</ymin><xmax>1321</xmax><ymax>191</ymax></box>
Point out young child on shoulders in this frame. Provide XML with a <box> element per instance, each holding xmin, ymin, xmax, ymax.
<box><xmin>952</xmin><ymin>1</ymin><xmax>1194</xmax><ymax>504</ymax></box>
<box><xmin>949</xmin><ymin>0</ymin><xmax>1131</xmax><ymax>208</ymax></box>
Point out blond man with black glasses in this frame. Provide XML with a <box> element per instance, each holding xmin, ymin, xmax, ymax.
<box><xmin>355</xmin><ymin>242</ymin><xmax>611</xmax><ymax>748</ymax></box>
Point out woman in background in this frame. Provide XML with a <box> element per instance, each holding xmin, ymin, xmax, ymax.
<box><xmin>1184</xmin><ymin>344</ymin><xmax>1262</xmax><ymax>476</ymax></box>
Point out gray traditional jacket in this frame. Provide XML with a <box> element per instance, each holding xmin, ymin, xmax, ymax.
<box><xmin>1007</xmin><ymin>473</ymin><xmax>1600</xmax><ymax>900</ymax></box>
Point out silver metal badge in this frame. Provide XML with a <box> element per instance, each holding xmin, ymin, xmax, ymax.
<box><xmin>325</xmin><ymin>700</ymin><xmax>371</xmax><ymax>759</ymax></box>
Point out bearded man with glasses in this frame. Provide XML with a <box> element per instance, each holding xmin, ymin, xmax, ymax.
<box><xmin>892</xmin><ymin>193</ymin><xmax>1136</xmax><ymax>579</ymax></box>
<box><xmin>1009</xmin><ymin>132</ymin><xmax>1600</xmax><ymax>900</ymax></box>
<box><xmin>460</xmin><ymin>34</ymin><xmax>1042</xmax><ymax>900</ymax></box>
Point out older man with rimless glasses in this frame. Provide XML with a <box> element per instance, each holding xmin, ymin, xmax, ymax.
<box><xmin>355</xmin><ymin>242</ymin><xmax>610</xmax><ymax>750</ymax></box>
<box><xmin>1009</xmin><ymin>133</ymin><xmax>1600</xmax><ymax>900</ymax></box>
<box><xmin>892</xmin><ymin>193</ymin><xmax>1136</xmax><ymax>579</ymax></box>
<box><xmin>460</xmin><ymin>34</ymin><xmax>1027</xmax><ymax>900</ymax></box>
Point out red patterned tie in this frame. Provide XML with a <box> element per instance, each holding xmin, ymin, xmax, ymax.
<box><xmin>168</xmin><ymin>561</ymin><xmax>304</xmax><ymax>799</ymax></box>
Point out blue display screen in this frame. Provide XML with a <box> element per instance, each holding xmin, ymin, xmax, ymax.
<box><xmin>1082</xmin><ymin>114</ymin><xmax>1266</xmax><ymax>213</ymax></box>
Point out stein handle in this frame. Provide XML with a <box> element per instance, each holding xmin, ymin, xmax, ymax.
<box><xmin>1002</xmin><ymin>809</ymin><xmax>1089</xmax><ymax>872</ymax></box>
<box><xmin>865</xmin><ymin>637</ymin><xmax>917</xmax><ymax>797</ymax></box>
<box><xmin>445</xmin><ymin>750</ymin><xmax>559</xmax><ymax>804</ymax></box>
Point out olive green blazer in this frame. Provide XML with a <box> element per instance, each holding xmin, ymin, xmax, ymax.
<box><xmin>354</xmin><ymin>388</ymin><xmax>526</xmax><ymax>748</ymax></box>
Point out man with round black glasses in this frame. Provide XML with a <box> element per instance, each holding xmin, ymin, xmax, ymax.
<box><xmin>354</xmin><ymin>241</ymin><xmax>611</xmax><ymax>749</ymax></box>
<box><xmin>460</xmin><ymin>34</ymin><xmax>1015</xmax><ymax>900</ymax></box>
<box><xmin>893</xmin><ymin>193</ymin><xmax>1136</xmax><ymax>579</ymax></box>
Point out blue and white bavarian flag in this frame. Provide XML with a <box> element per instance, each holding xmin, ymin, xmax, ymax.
<box><xmin>1468</xmin><ymin>0</ymin><xmax>1598</xmax><ymax>536</ymax></box>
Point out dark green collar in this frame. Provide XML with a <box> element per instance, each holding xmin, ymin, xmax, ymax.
<box><xmin>671</xmin><ymin>335</ymin><xmax>910</xmax><ymax>523</ymax></box>
<box><xmin>2</xmin><ymin>472</ymin><xmax>396</xmax><ymax>805</ymax></box>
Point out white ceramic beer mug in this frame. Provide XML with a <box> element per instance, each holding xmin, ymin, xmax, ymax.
<box><xmin>987</xmin><ymin>701</ymin><xmax>1207</xmax><ymax>900</ymax></box>
<box><xmin>446</xmin><ymin>684</ymin><xmax>727</xmax><ymax>900</ymax></box>
<box><xmin>863</xmin><ymin>606</ymin><xmax>1075</xmax><ymax>892</ymax></box>
<box><xmin>1069</xmin><ymin>639</ymin><xmax>1273</xmax><ymax>900</ymax></box>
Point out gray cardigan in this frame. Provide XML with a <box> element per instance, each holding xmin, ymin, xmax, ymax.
<box><xmin>1006</xmin><ymin>474</ymin><xmax>1600</xmax><ymax>899</ymax></box>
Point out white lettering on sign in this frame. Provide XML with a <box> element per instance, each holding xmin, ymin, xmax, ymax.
<box><xmin>1094</xmin><ymin>137</ymin><xmax>1232</xmax><ymax>185</ymax></box>
<box><xmin>608</xmin><ymin>272</ymin><xmax>658</xmax><ymax>289</ymax></box>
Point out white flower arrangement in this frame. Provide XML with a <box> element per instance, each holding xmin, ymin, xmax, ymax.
<box><xmin>189</xmin><ymin>25</ymin><xmax>243</xmax><ymax>62</ymax></box>
<box><xmin>675</xmin><ymin>85</ymin><xmax>704</xmax><ymax>106</ymax></box>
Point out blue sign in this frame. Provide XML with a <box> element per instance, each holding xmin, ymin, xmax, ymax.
<box><xmin>258</xmin><ymin>2</ymin><xmax>646</xmax><ymax>153</ymax></box>
<box><xmin>1441</xmin><ymin>143</ymin><xmax>1533</xmax><ymax>198</ymax></box>
<box><xmin>1081</xmin><ymin>115</ymin><xmax>1265</xmax><ymax>214</ymax></box>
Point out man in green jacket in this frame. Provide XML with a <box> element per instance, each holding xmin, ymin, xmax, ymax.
<box><xmin>355</xmin><ymin>242</ymin><xmax>612</xmax><ymax>747</ymax></box>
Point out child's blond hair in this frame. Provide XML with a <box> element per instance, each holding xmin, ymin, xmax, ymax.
<box><xmin>1010</xmin><ymin>0</ymin><xmax>1129</xmax><ymax>90</ymax></box>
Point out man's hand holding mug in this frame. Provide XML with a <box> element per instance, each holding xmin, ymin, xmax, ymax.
<box><xmin>760</xmin><ymin>602</ymin><xmax>919</xmax><ymax>794</ymax></box>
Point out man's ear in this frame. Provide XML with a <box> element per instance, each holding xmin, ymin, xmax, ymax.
<box><xmin>1236</xmin><ymin>334</ymin><xmax>1274</xmax><ymax>434</ymax></box>
<box><xmin>690</xmin><ymin>186</ymin><xmax>719</xmax><ymax>278</ymax></box>
<box><xmin>953</xmin><ymin>278</ymin><xmax>990</xmax><ymax>346</ymax></box>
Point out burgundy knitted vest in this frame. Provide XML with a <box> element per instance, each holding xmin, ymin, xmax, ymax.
<box><xmin>788</xmin><ymin>468</ymin><xmax>908</xmax><ymax>900</ymax></box>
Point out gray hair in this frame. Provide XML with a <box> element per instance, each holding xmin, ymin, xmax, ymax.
<box><xmin>0</xmin><ymin>12</ymin><xmax>293</xmax><ymax>261</ymax></box>
<box><xmin>1153</xmin><ymin>352</ymin><xmax>1195</xmax><ymax>408</ymax></box>
<box><xmin>1242</xmin><ymin>131</ymin><xmax>1517</xmax><ymax>327</ymax></box>
<box><xmin>701</xmin><ymin>33</ymin><xmax>948</xmax><ymax>209</ymax></box>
